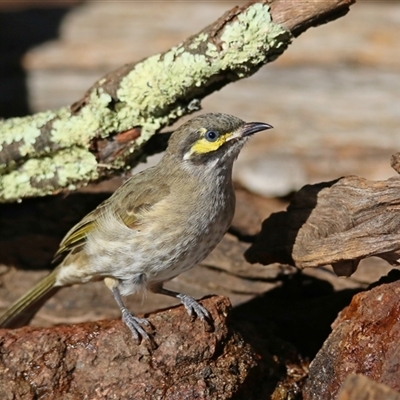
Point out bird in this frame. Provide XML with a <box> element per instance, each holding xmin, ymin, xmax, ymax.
<box><xmin>0</xmin><ymin>113</ymin><xmax>272</xmax><ymax>340</ymax></box>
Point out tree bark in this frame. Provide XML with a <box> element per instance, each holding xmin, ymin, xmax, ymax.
<box><xmin>0</xmin><ymin>0</ymin><xmax>355</xmax><ymax>203</ymax></box>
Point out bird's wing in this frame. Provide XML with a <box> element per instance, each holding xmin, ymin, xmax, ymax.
<box><xmin>52</xmin><ymin>209</ymin><xmax>102</xmax><ymax>264</ymax></box>
<box><xmin>53</xmin><ymin>169</ymin><xmax>171</xmax><ymax>264</ymax></box>
<box><xmin>114</xmin><ymin>183</ymin><xmax>171</xmax><ymax>228</ymax></box>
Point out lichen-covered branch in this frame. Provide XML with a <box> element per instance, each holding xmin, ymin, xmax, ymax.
<box><xmin>0</xmin><ymin>0</ymin><xmax>355</xmax><ymax>203</ymax></box>
<box><xmin>246</xmin><ymin>159</ymin><xmax>400</xmax><ymax>276</ymax></box>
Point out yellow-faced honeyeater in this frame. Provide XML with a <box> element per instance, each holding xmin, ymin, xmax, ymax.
<box><xmin>0</xmin><ymin>113</ymin><xmax>272</xmax><ymax>340</ymax></box>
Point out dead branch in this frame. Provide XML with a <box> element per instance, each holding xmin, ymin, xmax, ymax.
<box><xmin>0</xmin><ymin>0</ymin><xmax>355</xmax><ymax>203</ymax></box>
<box><xmin>246</xmin><ymin>157</ymin><xmax>400</xmax><ymax>276</ymax></box>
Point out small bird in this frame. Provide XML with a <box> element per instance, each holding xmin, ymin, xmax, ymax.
<box><xmin>0</xmin><ymin>113</ymin><xmax>272</xmax><ymax>339</ymax></box>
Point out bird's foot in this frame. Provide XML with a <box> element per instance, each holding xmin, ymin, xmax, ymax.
<box><xmin>176</xmin><ymin>294</ymin><xmax>211</xmax><ymax>322</ymax></box>
<box><xmin>121</xmin><ymin>308</ymin><xmax>152</xmax><ymax>342</ymax></box>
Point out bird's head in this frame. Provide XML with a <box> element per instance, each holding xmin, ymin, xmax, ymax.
<box><xmin>165</xmin><ymin>113</ymin><xmax>272</xmax><ymax>169</ymax></box>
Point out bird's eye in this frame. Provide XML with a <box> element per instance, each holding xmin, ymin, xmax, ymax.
<box><xmin>205</xmin><ymin>130</ymin><xmax>219</xmax><ymax>142</ymax></box>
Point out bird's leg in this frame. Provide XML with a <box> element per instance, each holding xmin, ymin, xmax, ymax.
<box><xmin>104</xmin><ymin>277</ymin><xmax>151</xmax><ymax>341</ymax></box>
<box><xmin>151</xmin><ymin>284</ymin><xmax>211</xmax><ymax>322</ymax></box>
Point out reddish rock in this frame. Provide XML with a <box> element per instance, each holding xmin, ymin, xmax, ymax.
<box><xmin>337</xmin><ymin>374</ymin><xmax>400</xmax><ymax>400</ymax></box>
<box><xmin>0</xmin><ymin>296</ymin><xmax>260</xmax><ymax>399</ymax></box>
<box><xmin>303</xmin><ymin>275</ymin><xmax>400</xmax><ymax>400</ymax></box>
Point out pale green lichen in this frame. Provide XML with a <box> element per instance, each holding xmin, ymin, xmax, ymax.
<box><xmin>205</xmin><ymin>42</ymin><xmax>219</xmax><ymax>58</ymax></box>
<box><xmin>0</xmin><ymin>110</ymin><xmax>59</xmax><ymax>153</ymax></box>
<box><xmin>117</xmin><ymin>3</ymin><xmax>290</xmax><ymax>128</ymax></box>
<box><xmin>219</xmin><ymin>3</ymin><xmax>290</xmax><ymax>76</ymax></box>
<box><xmin>56</xmin><ymin>147</ymin><xmax>98</xmax><ymax>185</ymax></box>
<box><xmin>0</xmin><ymin>3</ymin><xmax>291</xmax><ymax>203</ymax></box>
<box><xmin>188</xmin><ymin>32</ymin><xmax>208</xmax><ymax>50</ymax></box>
<box><xmin>117</xmin><ymin>49</ymin><xmax>209</xmax><ymax>130</ymax></box>
<box><xmin>0</xmin><ymin>147</ymin><xmax>98</xmax><ymax>202</ymax></box>
<box><xmin>0</xmin><ymin>87</ymin><xmax>128</xmax><ymax>169</ymax></box>
<box><xmin>50</xmin><ymin>90</ymin><xmax>117</xmax><ymax>147</ymax></box>
<box><xmin>115</xmin><ymin>48</ymin><xmax>196</xmax><ymax>143</ymax></box>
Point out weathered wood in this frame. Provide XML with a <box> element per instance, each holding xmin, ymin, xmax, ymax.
<box><xmin>246</xmin><ymin>172</ymin><xmax>400</xmax><ymax>276</ymax></box>
<box><xmin>0</xmin><ymin>0</ymin><xmax>355</xmax><ymax>203</ymax></box>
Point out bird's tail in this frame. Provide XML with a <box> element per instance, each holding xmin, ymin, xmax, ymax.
<box><xmin>0</xmin><ymin>270</ymin><xmax>60</xmax><ymax>329</ymax></box>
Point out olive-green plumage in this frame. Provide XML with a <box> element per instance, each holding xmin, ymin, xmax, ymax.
<box><xmin>0</xmin><ymin>113</ymin><xmax>272</xmax><ymax>340</ymax></box>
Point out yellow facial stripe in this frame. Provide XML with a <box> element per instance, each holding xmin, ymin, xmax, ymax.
<box><xmin>190</xmin><ymin>133</ymin><xmax>231</xmax><ymax>155</ymax></box>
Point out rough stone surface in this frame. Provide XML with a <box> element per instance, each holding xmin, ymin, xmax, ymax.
<box><xmin>0</xmin><ymin>295</ymin><xmax>307</xmax><ymax>400</ymax></box>
<box><xmin>0</xmin><ymin>297</ymin><xmax>250</xmax><ymax>399</ymax></box>
<box><xmin>303</xmin><ymin>274</ymin><xmax>400</xmax><ymax>400</ymax></box>
<box><xmin>336</xmin><ymin>374</ymin><xmax>400</xmax><ymax>400</ymax></box>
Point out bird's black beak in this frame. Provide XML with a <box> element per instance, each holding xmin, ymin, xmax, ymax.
<box><xmin>241</xmin><ymin>122</ymin><xmax>273</xmax><ymax>137</ymax></box>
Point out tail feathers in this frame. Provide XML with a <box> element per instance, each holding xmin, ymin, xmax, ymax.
<box><xmin>0</xmin><ymin>270</ymin><xmax>60</xmax><ymax>329</ymax></box>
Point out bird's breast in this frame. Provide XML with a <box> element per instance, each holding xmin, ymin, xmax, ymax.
<box><xmin>139</xmin><ymin>183</ymin><xmax>235</xmax><ymax>280</ymax></box>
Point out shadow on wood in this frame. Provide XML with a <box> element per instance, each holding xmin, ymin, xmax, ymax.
<box><xmin>246</xmin><ymin>175</ymin><xmax>400</xmax><ymax>277</ymax></box>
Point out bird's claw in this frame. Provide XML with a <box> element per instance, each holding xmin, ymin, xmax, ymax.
<box><xmin>121</xmin><ymin>308</ymin><xmax>151</xmax><ymax>341</ymax></box>
<box><xmin>177</xmin><ymin>294</ymin><xmax>211</xmax><ymax>322</ymax></box>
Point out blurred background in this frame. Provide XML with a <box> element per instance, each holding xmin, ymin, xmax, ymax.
<box><xmin>0</xmin><ymin>1</ymin><xmax>399</xmax><ymax>347</ymax></box>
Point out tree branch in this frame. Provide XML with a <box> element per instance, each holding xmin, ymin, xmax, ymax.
<box><xmin>0</xmin><ymin>0</ymin><xmax>355</xmax><ymax>202</ymax></box>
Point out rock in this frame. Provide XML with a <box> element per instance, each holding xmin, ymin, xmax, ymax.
<box><xmin>303</xmin><ymin>273</ymin><xmax>400</xmax><ymax>400</ymax></box>
<box><xmin>0</xmin><ymin>296</ymin><xmax>256</xmax><ymax>399</ymax></box>
<box><xmin>336</xmin><ymin>374</ymin><xmax>400</xmax><ymax>400</ymax></box>
<box><xmin>0</xmin><ymin>295</ymin><xmax>307</xmax><ymax>399</ymax></box>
